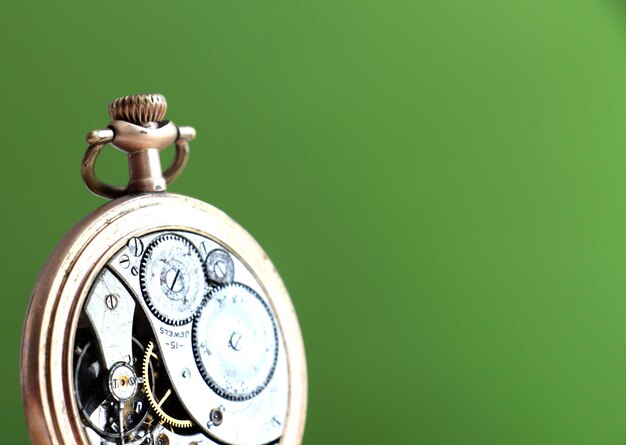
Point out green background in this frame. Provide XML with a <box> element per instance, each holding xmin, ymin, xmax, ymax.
<box><xmin>2</xmin><ymin>0</ymin><xmax>626</xmax><ymax>443</ymax></box>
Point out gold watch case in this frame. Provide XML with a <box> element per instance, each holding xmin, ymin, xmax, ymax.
<box><xmin>21</xmin><ymin>94</ymin><xmax>307</xmax><ymax>445</ymax></box>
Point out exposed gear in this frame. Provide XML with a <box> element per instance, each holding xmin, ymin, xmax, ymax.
<box><xmin>142</xmin><ymin>340</ymin><xmax>193</xmax><ymax>429</ymax></box>
<box><xmin>140</xmin><ymin>234</ymin><xmax>207</xmax><ymax>326</ymax></box>
<box><xmin>205</xmin><ymin>248</ymin><xmax>235</xmax><ymax>284</ymax></box>
<box><xmin>74</xmin><ymin>338</ymin><xmax>151</xmax><ymax>442</ymax></box>
<box><xmin>192</xmin><ymin>282</ymin><xmax>279</xmax><ymax>401</ymax></box>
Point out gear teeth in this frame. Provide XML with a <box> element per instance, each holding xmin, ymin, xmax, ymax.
<box><xmin>191</xmin><ymin>282</ymin><xmax>279</xmax><ymax>402</ymax></box>
<box><xmin>142</xmin><ymin>340</ymin><xmax>193</xmax><ymax>429</ymax></box>
<box><xmin>139</xmin><ymin>234</ymin><xmax>206</xmax><ymax>326</ymax></box>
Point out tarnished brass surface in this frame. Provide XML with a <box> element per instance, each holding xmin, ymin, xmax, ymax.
<box><xmin>81</xmin><ymin>95</ymin><xmax>195</xmax><ymax>199</ymax></box>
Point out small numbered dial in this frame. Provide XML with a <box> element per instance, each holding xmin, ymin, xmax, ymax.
<box><xmin>193</xmin><ymin>283</ymin><xmax>279</xmax><ymax>401</ymax></box>
<box><xmin>140</xmin><ymin>234</ymin><xmax>207</xmax><ymax>325</ymax></box>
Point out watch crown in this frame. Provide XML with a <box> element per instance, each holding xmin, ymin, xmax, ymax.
<box><xmin>109</xmin><ymin>93</ymin><xmax>168</xmax><ymax>126</ymax></box>
<box><xmin>83</xmin><ymin>93</ymin><xmax>194</xmax><ymax>199</ymax></box>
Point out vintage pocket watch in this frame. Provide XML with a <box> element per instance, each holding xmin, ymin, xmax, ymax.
<box><xmin>21</xmin><ymin>94</ymin><xmax>307</xmax><ymax>445</ymax></box>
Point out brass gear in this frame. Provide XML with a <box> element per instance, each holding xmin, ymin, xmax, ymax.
<box><xmin>142</xmin><ymin>340</ymin><xmax>193</xmax><ymax>429</ymax></box>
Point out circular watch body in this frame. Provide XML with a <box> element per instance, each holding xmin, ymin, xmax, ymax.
<box><xmin>21</xmin><ymin>193</ymin><xmax>307</xmax><ymax>445</ymax></box>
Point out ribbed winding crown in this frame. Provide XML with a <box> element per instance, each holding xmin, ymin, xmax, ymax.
<box><xmin>109</xmin><ymin>93</ymin><xmax>168</xmax><ymax>125</ymax></box>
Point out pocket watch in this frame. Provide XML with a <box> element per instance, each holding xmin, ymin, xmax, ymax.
<box><xmin>21</xmin><ymin>94</ymin><xmax>307</xmax><ymax>445</ymax></box>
